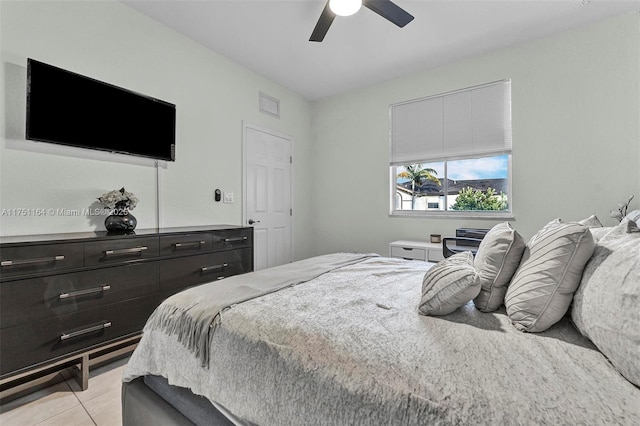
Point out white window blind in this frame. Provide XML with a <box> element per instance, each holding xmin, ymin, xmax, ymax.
<box><xmin>390</xmin><ymin>80</ymin><xmax>511</xmax><ymax>164</ymax></box>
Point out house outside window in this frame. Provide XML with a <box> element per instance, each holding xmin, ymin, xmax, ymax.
<box><xmin>389</xmin><ymin>80</ymin><xmax>512</xmax><ymax>218</ymax></box>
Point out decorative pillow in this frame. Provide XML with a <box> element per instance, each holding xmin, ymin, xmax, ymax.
<box><xmin>623</xmin><ymin>216</ymin><xmax>640</xmax><ymax>232</ymax></box>
<box><xmin>473</xmin><ymin>222</ymin><xmax>526</xmax><ymax>312</ymax></box>
<box><xmin>625</xmin><ymin>209</ymin><xmax>640</xmax><ymax>222</ymax></box>
<box><xmin>578</xmin><ymin>214</ymin><xmax>603</xmax><ymax>228</ymax></box>
<box><xmin>418</xmin><ymin>252</ymin><xmax>480</xmax><ymax>316</ymax></box>
<box><xmin>504</xmin><ymin>219</ymin><xmax>595</xmax><ymax>332</ymax></box>
<box><xmin>571</xmin><ymin>220</ymin><xmax>640</xmax><ymax>386</ymax></box>
<box><xmin>578</xmin><ymin>214</ymin><xmax>614</xmax><ymax>242</ymax></box>
<box><xmin>588</xmin><ymin>226</ymin><xmax>616</xmax><ymax>242</ymax></box>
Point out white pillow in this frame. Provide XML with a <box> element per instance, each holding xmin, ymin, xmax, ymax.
<box><xmin>572</xmin><ymin>220</ymin><xmax>640</xmax><ymax>386</ymax></box>
<box><xmin>418</xmin><ymin>252</ymin><xmax>480</xmax><ymax>316</ymax></box>
<box><xmin>589</xmin><ymin>226</ymin><xmax>616</xmax><ymax>242</ymax></box>
<box><xmin>578</xmin><ymin>214</ymin><xmax>613</xmax><ymax>242</ymax></box>
<box><xmin>625</xmin><ymin>209</ymin><xmax>640</xmax><ymax>222</ymax></box>
<box><xmin>505</xmin><ymin>219</ymin><xmax>595</xmax><ymax>332</ymax></box>
<box><xmin>473</xmin><ymin>222</ymin><xmax>526</xmax><ymax>312</ymax></box>
<box><xmin>578</xmin><ymin>214</ymin><xmax>603</xmax><ymax>228</ymax></box>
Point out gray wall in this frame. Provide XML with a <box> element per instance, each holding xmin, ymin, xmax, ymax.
<box><xmin>310</xmin><ymin>12</ymin><xmax>640</xmax><ymax>256</ymax></box>
<box><xmin>2</xmin><ymin>2</ymin><xmax>638</xmax><ymax>262</ymax></box>
<box><xmin>0</xmin><ymin>1</ymin><xmax>315</xmax><ymax>260</ymax></box>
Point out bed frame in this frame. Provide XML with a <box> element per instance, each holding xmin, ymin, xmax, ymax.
<box><xmin>122</xmin><ymin>376</ymin><xmax>236</xmax><ymax>426</ymax></box>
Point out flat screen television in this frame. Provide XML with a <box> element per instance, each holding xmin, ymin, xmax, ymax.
<box><xmin>26</xmin><ymin>58</ymin><xmax>176</xmax><ymax>161</ymax></box>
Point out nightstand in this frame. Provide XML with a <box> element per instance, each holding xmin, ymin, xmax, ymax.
<box><xmin>389</xmin><ymin>240</ymin><xmax>444</xmax><ymax>263</ymax></box>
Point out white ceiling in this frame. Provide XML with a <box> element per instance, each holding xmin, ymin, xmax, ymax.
<box><xmin>121</xmin><ymin>0</ymin><xmax>640</xmax><ymax>101</ymax></box>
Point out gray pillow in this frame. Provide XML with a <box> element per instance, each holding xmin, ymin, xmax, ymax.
<box><xmin>473</xmin><ymin>222</ymin><xmax>526</xmax><ymax>312</ymax></box>
<box><xmin>418</xmin><ymin>252</ymin><xmax>480</xmax><ymax>316</ymax></box>
<box><xmin>578</xmin><ymin>214</ymin><xmax>603</xmax><ymax>228</ymax></box>
<box><xmin>572</xmin><ymin>220</ymin><xmax>640</xmax><ymax>386</ymax></box>
<box><xmin>578</xmin><ymin>214</ymin><xmax>612</xmax><ymax>242</ymax></box>
<box><xmin>505</xmin><ymin>219</ymin><xmax>595</xmax><ymax>332</ymax></box>
<box><xmin>589</xmin><ymin>226</ymin><xmax>616</xmax><ymax>242</ymax></box>
<box><xmin>625</xmin><ymin>209</ymin><xmax>640</xmax><ymax>222</ymax></box>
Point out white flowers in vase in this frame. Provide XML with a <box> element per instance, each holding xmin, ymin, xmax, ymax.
<box><xmin>98</xmin><ymin>187</ymin><xmax>138</xmax><ymax>214</ymax></box>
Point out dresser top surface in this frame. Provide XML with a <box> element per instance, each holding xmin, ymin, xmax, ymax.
<box><xmin>0</xmin><ymin>225</ymin><xmax>248</xmax><ymax>246</ymax></box>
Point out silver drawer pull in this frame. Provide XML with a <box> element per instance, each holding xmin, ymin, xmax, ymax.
<box><xmin>216</xmin><ymin>276</ymin><xmax>226</xmax><ymax>280</ymax></box>
<box><xmin>104</xmin><ymin>246</ymin><xmax>148</xmax><ymax>256</ymax></box>
<box><xmin>223</xmin><ymin>236</ymin><xmax>248</xmax><ymax>243</ymax></box>
<box><xmin>59</xmin><ymin>285</ymin><xmax>111</xmax><ymax>300</ymax></box>
<box><xmin>174</xmin><ymin>241</ymin><xmax>206</xmax><ymax>249</ymax></box>
<box><xmin>201</xmin><ymin>263</ymin><xmax>228</xmax><ymax>273</ymax></box>
<box><xmin>60</xmin><ymin>322</ymin><xmax>112</xmax><ymax>341</ymax></box>
<box><xmin>1</xmin><ymin>255</ymin><xmax>65</xmax><ymax>267</ymax></box>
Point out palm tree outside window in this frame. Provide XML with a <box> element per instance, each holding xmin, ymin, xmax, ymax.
<box><xmin>397</xmin><ymin>164</ymin><xmax>440</xmax><ymax>209</ymax></box>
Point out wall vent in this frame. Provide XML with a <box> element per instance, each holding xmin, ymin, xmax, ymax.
<box><xmin>259</xmin><ymin>92</ymin><xmax>280</xmax><ymax>119</ymax></box>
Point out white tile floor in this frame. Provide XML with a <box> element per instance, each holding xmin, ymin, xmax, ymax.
<box><xmin>0</xmin><ymin>357</ymin><xmax>128</xmax><ymax>426</ymax></box>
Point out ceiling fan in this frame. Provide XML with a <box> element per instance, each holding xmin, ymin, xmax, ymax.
<box><xmin>310</xmin><ymin>0</ymin><xmax>414</xmax><ymax>42</ymax></box>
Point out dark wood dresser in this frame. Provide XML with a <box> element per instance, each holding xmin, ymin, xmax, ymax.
<box><xmin>0</xmin><ymin>225</ymin><xmax>253</xmax><ymax>399</ymax></box>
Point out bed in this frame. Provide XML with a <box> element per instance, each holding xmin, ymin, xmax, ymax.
<box><xmin>122</xmin><ymin>218</ymin><xmax>640</xmax><ymax>425</ymax></box>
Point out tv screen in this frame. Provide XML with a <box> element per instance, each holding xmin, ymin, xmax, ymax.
<box><xmin>26</xmin><ymin>59</ymin><xmax>176</xmax><ymax>161</ymax></box>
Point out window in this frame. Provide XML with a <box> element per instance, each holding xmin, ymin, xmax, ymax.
<box><xmin>393</xmin><ymin>155</ymin><xmax>510</xmax><ymax>213</ymax></box>
<box><xmin>389</xmin><ymin>80</ymin><xmax>512</xmax><ymax>217</ymax></box>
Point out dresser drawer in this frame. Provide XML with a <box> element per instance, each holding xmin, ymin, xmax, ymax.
<box><xmin>212</xmin><ymin>228</ymin><xmax>252</xmax><ymax>251</ymax></box>
<box><xmin>0</xmin><ymin>242</ymin><xmax>84</xmax><ymax>280</ymax></box>
<box><xmin>159</xmin><ymin>233</ymin><xmax>214</xmax><ymax>256</ymax></box>
<box><xmin>0</xmin><ymin>296</ymin><xmax>158</xmax><ymax>376</ymax></box>
<box><xmin>0</xmin><ymin>262</ymin><xmax>159</xmax><ymax>329</ymax></box>
<box><xmin>159</xmin><ymin>248</ymin><xmax>252</xmax><ymax>294</ymax></box>
<box><xmin>390</xmin><ymin>246</ymin><xmax>427</xmax><ymax>261</ymax></box>
<box><xmin>84</xmin><ymin>237</ymin><xmax>159</xmax><ymax>266</ymax></box>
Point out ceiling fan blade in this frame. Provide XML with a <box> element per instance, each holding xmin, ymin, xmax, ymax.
<box><xmin>363</xmin><ymin>0</ymin><xmax>414</xmax><ymax>28</ymax></box>
<box><xmin>309</xmin><ymin>2</ymin><xmax>336</xmax><ymax>42</ymax></box>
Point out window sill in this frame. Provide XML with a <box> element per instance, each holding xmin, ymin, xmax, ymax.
<box><xmin>390</xmin><ymin>211</ymin><xmax>515</xmax><ymax>220</ymax></box>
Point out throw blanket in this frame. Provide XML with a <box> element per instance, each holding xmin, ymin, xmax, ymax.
<box><xmin>143</xmin><ymin>252</ymin><xmax>378</xmax><ymax>366</ymax></box>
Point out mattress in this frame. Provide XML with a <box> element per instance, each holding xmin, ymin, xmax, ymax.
<box><xmin>123</xmin><ymin>255</ymin><xmax>640</xmax><ymax>425</ymax></box>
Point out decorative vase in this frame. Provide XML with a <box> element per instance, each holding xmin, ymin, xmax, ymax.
<box><xmin>105</xmin><ymin>212</ymin><xmax>137</xmax><ymax>232</ymax></box>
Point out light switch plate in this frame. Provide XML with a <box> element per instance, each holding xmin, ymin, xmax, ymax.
<box><xmin>223</xmin><ymin>192</ymin><xmax>234</xmax><ymax>203</ymax></box>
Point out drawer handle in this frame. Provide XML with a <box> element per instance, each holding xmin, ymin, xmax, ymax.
<box><xmin>60</xmin><ymin>322</ymin><xmax>112</xmax><ymax>341</ymax></box>
<box><xmin>1</xmin><ymin>255</ymin><xmax>65</xmax><ymax>267</ymax></box>
<box><xmin>201</xmin><ymin>263</ymin><xmax>228</xmax><ymax>273</ymax></box>
<box><xmin>223</xmin><ymin>237</ymin><xmax>247</xmax><ymax>243</ymax></box>
<box><xmin>59</xmin><ymin>285</ymin><xmax>111</xmax><ymax>300</ymax></box>
<box><xmin>104</xmin><ymin>246</ymin><xmax>148</xmax><ymax>256</ymax></box>
<box><xmin>402</xmin><ymin>248</ymin><xmax>413</xmax><ymax>251</ymax></box>
<box><xmin>173</xmin><ymin>241</ymin><xmax>206</xmax><ymax>249</ymax></box>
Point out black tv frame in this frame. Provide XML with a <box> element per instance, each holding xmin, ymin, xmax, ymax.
<box><xmin>26</xmin><ymin>58</ymin><xmax>176</xmax><ymax>162</ymax></box>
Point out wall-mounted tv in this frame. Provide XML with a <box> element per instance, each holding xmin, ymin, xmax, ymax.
<box><xmin>26</xmin><ymin>58</ymin><xmax>176</xmax><ymax>161</ymax></box>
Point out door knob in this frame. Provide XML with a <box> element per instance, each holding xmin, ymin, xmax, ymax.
<box><xmin>248</xmin><ymin>219</ymin><xmax>260</xmax><ymax>225</ymax></box>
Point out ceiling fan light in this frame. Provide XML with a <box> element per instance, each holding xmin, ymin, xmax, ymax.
<box><xmin>329</xmin><ymin>0</ymin><xmax>362</xmax><ymax>17</ymax></box>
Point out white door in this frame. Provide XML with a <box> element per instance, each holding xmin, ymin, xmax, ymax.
<box><xmin>243</xmin><ymin>122</ymin><xmax>292</xmax><ymax>270</ymax></box>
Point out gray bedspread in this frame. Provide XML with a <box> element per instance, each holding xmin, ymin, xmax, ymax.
<box><xmin>123</xmin><ymin>255</ymin><xmax>640</xmax><ymax>425</ymax></box>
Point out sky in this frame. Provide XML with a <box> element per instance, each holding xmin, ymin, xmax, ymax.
<box><xmin>447</xmin><ymin>155</ymin><xmax>509</xmax><ymax>180</ymax></box>
<box><xmin>397</xmin><ymin>155</ymin><xmax>509</xmax><ymax>182</ymax></box>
